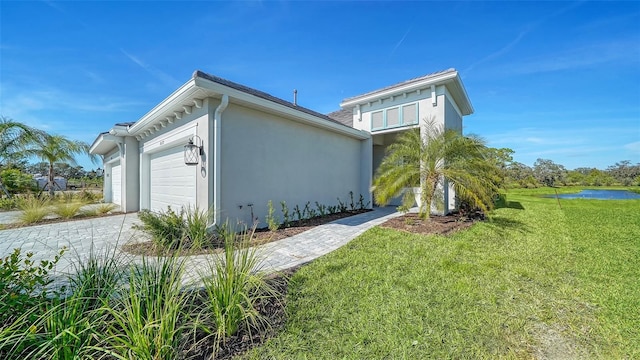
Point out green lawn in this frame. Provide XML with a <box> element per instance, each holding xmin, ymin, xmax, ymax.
<box><xmin>247</xmin><ymin>188</ymin><xmax>640</xmax><ymax>359</ymax></box>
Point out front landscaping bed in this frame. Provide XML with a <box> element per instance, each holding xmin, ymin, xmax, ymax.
<box><xmin>122</xmin><ymin>209</ymin><xmax>370</xmax><ymax>256</ymax></box>
<box><xmin>379</xmin><ymin>211</ymin><xmax>482</xmax><ymax>236</ymax></box>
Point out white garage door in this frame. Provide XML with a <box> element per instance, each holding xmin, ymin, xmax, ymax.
<box><xmin>149</xmin><ymin>145</ymin><xmax>197</xmax><ymax>212</ymax></box>
<box><xmin>111</xmin><ymin>161</ymin><xmax>122</xmax><ymax>205</ymax></box>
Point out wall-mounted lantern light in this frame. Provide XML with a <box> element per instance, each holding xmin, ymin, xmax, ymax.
<box><xmin>184</xmin><ymin>135</ymin><xmax>203</xmax><ymax>165</ymax></box>
<box><xmin>96</xmin><ymin>168</ymin><xmax>104</xmax><ymax>177</ymax></box>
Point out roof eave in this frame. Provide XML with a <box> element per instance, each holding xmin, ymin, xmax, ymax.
<box><xmin>127</xmin><ymin>78</ymin><xmax>200</xmax><ymax>135</ymax></box>
<box><xmin>339</xmin><ymin>70</ymin><xmax>474</xmax><ymax>116</ymax></box>
<box><xmin>89</xmin><ymin>133</ymin><xmax>118</xmax><ymax>155</ymax></box>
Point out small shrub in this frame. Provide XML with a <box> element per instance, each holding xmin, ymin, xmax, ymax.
<box><xmin>0</xmin><ymin>197</ymin><xmax>18</xmax><ymax>210</ymax></box>
<box><xmin>357</xmin><ymin>194</ymin><xmax>370</xmax><ymax>210</ymax></box>
<box><xmin>135</xmin><ymin>207</ymin><xmax>186</xmax><ymax>249</ymax></box>
<box><xmin>280</xmin><ymin>201</ymin><xmax>290</xmax><ymax>228</ymax></box>
<box><xmin>397</xmin><ymin>204</ymin><xmax>411</xmax><ymax>214</ymax></box>
<box><xmin>302</xmin><ymin>201</ymin><xmax>312</xmax><ymax>219</ymax></box>
<box><xmin>315</xmin><ymin>201</ymin><xmax>327</xmax><ymax>217</ymax></box>
<box><xmin>293</xmin><ymin>204</ymin><xmax>303</xmax><ymax>222</ymax></box>
<box><xmin>266</xmin><ymin>200</ymin><xmax>279</xmax><ymax>232</ymax></box>
<box><xmin>349</xmin><ymin>191</ymin><xmax>356</xmax><ymax>211</ymax></box>
<box><xmin>0</xmin><ymin>248</ymin><xmax>66</xmax><ymax>327</ymax></box>
<box><xmin>337</xmin><ymin>197</ymin><xmax>348</xmax><ymax>213</ymax></box>
<box><xmin>135</xmin><ymin>206</ymin><xmax>217</xmax><ymax>251</ymax></box>
<box><xmin>0</xmin><ymin>169</ymin><xmax>38</xmax><ymax>194</ymax></box>
<box><xmin>18</xmin><ymin>195</ymin><xmax>51</xmax><ymax>224</ymax></box>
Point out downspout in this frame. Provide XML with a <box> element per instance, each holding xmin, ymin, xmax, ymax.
<box><xmin>213</xmin><ymin>94</ymin><xmax>229</xmax><ymax>225</ymax></box>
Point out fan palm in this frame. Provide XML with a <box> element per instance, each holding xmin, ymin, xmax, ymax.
<box><xmin>23</xmin><ymin>134</ymin><xmax>96</xmax><ymax>197</ymax></box>
<box><xmin>372</xmin><ymin>119</ymin><xmax>500</xmax><ymax>220</ymax></box>
<box><xmin>0</xmin><ymin>117</ymin><xmax>41</xmax><ymax>196</ymax></box>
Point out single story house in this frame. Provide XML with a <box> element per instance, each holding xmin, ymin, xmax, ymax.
<box><xmin>90</xmin><ymin>68</ymin><xmax>473</xmax><ymax>226</ymax></box>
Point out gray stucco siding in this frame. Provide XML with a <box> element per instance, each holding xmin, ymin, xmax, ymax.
<box><xmin>219</xmin><ymin>104</ymin><xmax>364</xmax><ymax>227</ymax></box>
<box><xmin>444</xmin><ymin>97</ymin><xmax>462</xmax><ymax>133</ymax></box>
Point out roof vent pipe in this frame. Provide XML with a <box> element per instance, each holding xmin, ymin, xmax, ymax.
<box><xmin>293</xmin><ymin>89</ymin><xmax>297</xmax><ymax>106</ymax></box>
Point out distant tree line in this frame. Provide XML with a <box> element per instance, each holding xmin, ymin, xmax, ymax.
<box><xmin>486</xmin><ymin>148</ymin><xmax>640</xmax><ymax>188</ymax></box>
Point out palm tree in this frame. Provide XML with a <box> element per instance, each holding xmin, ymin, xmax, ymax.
<box><xmin>23</xmin><ymin>134</ymin><xmax>96</xmax><ymax>197</ymax></box>
<box><xmin>372</xmin><ymin>120</ymin><xmax>500</xmax><ymax>220</ymax></box>
<box><xmin>0</xmin><ymin>117</ymin><xmax>40</xmax><ymax>196</ymax></box>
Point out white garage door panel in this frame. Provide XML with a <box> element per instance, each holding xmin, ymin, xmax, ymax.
<box><xmin>150</xmin><ymin>146</ymin><xmax>196</xmax><ymax>212</ymax></box>
<box><xmin>111</xmin><ymin>162</ymin><xmax>122</xmax><ymax>205</ymax></box>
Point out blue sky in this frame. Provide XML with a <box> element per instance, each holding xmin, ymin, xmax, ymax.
<box><xmin>1</xmin><ymin>1</ymin><xmax>638</xmax><ymax>171</ymax></box>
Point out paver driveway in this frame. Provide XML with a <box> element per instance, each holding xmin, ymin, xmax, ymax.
<box><xmin>0</xmin><ymin>207</ymin><xmax>403</xmax><ymax>282</ymax></box>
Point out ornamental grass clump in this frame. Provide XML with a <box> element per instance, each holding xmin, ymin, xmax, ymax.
<box><xmin>17</xmin><ymin>195</ymin><xmax>51</xmax><ymax>224</ymax></box>
<box><xmin>197</xmin><ymin>221</ymin><xmax>277</xmax><ymax>348</ymax></box>
<box><xmin>97</xmin><ymin>255</ymin><xmax>191</xmax><ymax>360</ymax></box>
<box><xmin>52</xmin><ymin>196</ymin><xmax>86</xmax><ymax>219</ymax></box>
<box><xmin>135</xmin><ymin>206</ymin><xmax>216</xmax><ymax>251</ymax></box>
<box><xmin>135</xmin><ymin>206</ymin><xmax>187</xmax><ymax>250</ymax></box>
<box><xmin>184</xmin><ymin>205</ymin><xmax>216</xmax><ymax>249</ymax></box>
<box><xmin>88</xmin><ymin>203</ymin><xmax>117</xmax><ymax>216</ymax></box>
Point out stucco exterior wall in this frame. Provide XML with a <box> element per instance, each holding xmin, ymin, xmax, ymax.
<box><xmin>444</xmin><ymin>95</ymin><xmax>463</xmax><ymax>133</ymax></box>
<box><xmin>219</xmin><ymin>103</ymin><xmax>366</xmax><ymax>227</ymax></box>
<box><xmin>444</xmin><ymin>95</ymin><xmax>463</xmax><ymax>212</ymax></box>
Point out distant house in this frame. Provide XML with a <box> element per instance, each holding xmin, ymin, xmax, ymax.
<box><xmin>90</xmin><ymin>69</ymin><xmax>472</xmax><ymax>225</ymax></box>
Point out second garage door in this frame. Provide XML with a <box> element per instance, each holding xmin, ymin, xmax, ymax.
<box><xmin>149</xmin><ymin>146</ymin><xmax>197</xmax><ymax>212</ymax></box>
<box><xmin>111</xmin><ymin>161</ymin><xmax>122</xmax><ymax>205</ymax></box>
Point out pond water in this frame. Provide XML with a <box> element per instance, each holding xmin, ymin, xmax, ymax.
<box><xmin>551</xmin><ymin>189</ymin><xmax>640</xmax><ymax>200</ymax></box>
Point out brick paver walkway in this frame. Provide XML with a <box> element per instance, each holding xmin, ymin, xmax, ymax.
<box><xmin>0</xmin><ymin>207</ymin><xmax>403</xmax><ymax>282</ymax></box>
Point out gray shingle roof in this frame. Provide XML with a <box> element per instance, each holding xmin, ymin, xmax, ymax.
<box><xmin>327</xmin><ymin>109</ymin><xmax>353</xmax><ymax>127</ymax></box>
<box><xmin>193</xmin><ymin>70</ymin><xmax>350</xmax><ymax>129</ymax></box>
<box><xmin>114</xmin><ymin>122</ymin><xmax>135</xmax><ymax>127</ymax></box>
<box><xmin>342</xmin><ymin>68</ymin><xmax>456</xmax><ymax>103</ymax></box>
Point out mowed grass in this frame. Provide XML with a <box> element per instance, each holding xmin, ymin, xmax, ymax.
<box><xmin>248</xmin><ymin>189</ymin><xmax>639</xmax><ymax>359</ymax></box>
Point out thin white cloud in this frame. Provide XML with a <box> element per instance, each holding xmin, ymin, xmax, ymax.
<box><xmin>504</xmin><ymin>39</ymin><xmax>639</xmax><ymax>75</ymax></box>
<box><xmin>120</xmin><ymin>49</ymin><xmax>181</xmax><ymax>88</ymax></box>
<box><xmin>624</xmin><ymin>141</ymin><xmax>640</xmax><ymax>152</ymax></box>
<box><xmin>389</xmin><ymin>28</ymin><xmax>411</xmax><ymax>57</ymax></box>
<box><xmin>465</xmin><ymin>30</ymin><xmax>529</xmax><ymax>73</ymax></box>
<box><xmin>464</xmin><ymin>1</ymin><xmax>584</xmax><ymax>74</ymax></box>
<box><xmin>0</xmin><ymin>83</ymin><xmax>143</xmax><ymax>122</ymax></box>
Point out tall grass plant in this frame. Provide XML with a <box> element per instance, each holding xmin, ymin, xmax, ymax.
<box><xmin>198</xmin><ymin>221</ymin><xmax>277</xmax><ymax>350</ymax></box>
<box><xmin>17</xmin><ymin>195</ymin><xmax>51</xmax><ymax>224</ymax></box>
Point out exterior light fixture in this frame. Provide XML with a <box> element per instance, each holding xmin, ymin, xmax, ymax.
<box><xmin>96</xmin><ymin>168</ymin><xmax>104</xmax><ymax>177</ymax></box>
<box><xmin>184</xmin><ymin>135</ymin><xmax>203</xmax><ymax>165</ymax></box>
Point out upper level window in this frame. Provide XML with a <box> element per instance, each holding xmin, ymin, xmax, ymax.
<box><xmin>371</xmin><ymin>102</ymin><xmax>419</xmax><ymax>131</ymax></box>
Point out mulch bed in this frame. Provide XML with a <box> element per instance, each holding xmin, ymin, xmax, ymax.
<box><xmin>122</xmin><ymin>209</ymin><xmax>371</xmax><ymax>256</ymax></box>
<box><xmin>379</xmin><ymin>211</ymin><xmax>485</xmax><ymax>236</ymax></box>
